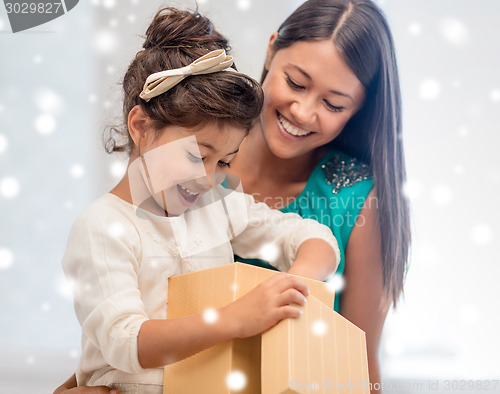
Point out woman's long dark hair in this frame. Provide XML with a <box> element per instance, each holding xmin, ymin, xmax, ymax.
<box><xmin>263</xmin><ymin>0</ymin><xmax>410</xmax><ymax>306</ymax></box>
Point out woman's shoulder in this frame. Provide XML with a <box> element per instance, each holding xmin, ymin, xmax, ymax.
<box><xmin>319</xmin><ymin>149</ymin><xmax>373</xmax><ymax>194</ymax></box>
<box><xmin>309</xmin><ymin>149</ymin><xmax>373</xmax><ymax>197</ymax></box>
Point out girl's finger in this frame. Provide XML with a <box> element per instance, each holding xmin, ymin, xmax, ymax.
<box><xmin>275</xmin><ymin>288</ymin><xmax>308</xmax><ymax>307</ymax></box>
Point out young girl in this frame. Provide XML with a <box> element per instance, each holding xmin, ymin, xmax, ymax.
<box><xmin>62</xmin><ymin>7</ymin><xmax>339</xmax><ymax>393</ymax></box>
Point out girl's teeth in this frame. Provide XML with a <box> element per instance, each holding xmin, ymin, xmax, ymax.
<box><xmin>279</xmin><ymin>114</ymin><xmax>312</xmax><ymax>136</ymax></box>
<box><xmin>180</xmin><ymin>185</ymin><xmax>198</xmax><ymax>196</ymax></box>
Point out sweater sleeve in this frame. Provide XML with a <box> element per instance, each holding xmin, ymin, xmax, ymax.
<box><xmin>226</xmin><ymin>190</ymin><xmax>340</xmax><ymax>272</ymax></box>
<box><xmin>62</xmin><ymin>204</ymin><xmax>148</xmax><ymax>374</ymax></box>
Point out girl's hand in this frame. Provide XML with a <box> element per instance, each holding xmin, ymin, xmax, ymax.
<box><xmin>221</xmin><ymin>272</ymin><xmax>310</xmax><ymax>338</ymax></box>
<box><xmin>55</xmin><ymin>388</ymin><xmax>120</xmax><ymax>394</ymax></box>
<box><xmin>53</xmin><ymin>374</ymin><xmax>120</xmax><ymax>394</ymax></box>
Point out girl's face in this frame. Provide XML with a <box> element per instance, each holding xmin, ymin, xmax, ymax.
<box><xmin>260</xmin><ymin>37</ymin><xmax>366</xmax><ymax>159</ymax></box>
<box><xmin>130</xmin><ymin>123</ymin><xmax>245</xmax><ymax>216</ymax></box>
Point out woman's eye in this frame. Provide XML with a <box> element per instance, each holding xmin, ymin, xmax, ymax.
<box><xmin>187</xmin><ymin>152</ymin><xmax>203</xmax><ymax>163</ymax></box>
<box><xmin>286</xmin><ymin>75</ymin><xmax>304</xmax><ymax>90</ymax></box>
<box><xmin>324</xmin><ymin>100</ymin><xmax>344</xmax><ymax>113</ymax></box>
<box><xmin>218</xmin><ymin>161</ymin><xmax>231</xmax><ymax>168</ymax></box>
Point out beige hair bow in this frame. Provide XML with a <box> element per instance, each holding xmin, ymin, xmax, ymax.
<box><xmin>139</xmin><ymin>49</ymin><xmax>234</xmax><ymax>102</ymax></box>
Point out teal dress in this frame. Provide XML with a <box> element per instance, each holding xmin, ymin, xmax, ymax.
<box><xmin>235</xmin><ymin>149</ymin><xmax>373</xmax><ymax>312</ymax></box>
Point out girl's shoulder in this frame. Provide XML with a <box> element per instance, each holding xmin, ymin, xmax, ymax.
<box><xmin>69</xmin><ymin>193</ymin><xmax>138</xmax><ymax>235</ymax></box>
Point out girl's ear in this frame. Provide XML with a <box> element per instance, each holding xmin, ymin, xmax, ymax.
<box><xmin>128</xmin><ymin>105</ymin><xmax>149</xmax><ymax>148</ymax></box>
<box><xmin>264</xmin><ymin>32</ymin><xmax>279</xmax><ymax>71</ymax></box>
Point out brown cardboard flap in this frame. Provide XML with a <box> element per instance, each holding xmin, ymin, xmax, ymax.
<box><xmin>163</xmin><ymin>263</ymin><xmax>367</xmax><ymax>394</ymax></box>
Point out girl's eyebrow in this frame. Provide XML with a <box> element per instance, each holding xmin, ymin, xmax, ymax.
<box><xmin>289</xmin><ymin>64</ymin><xmax>354</xmax><ymax>102</ymax></box>
<box><xmin>198</xmin><ymin>141</ymin><xmax>239</xmax><ymax>156</ymax></box>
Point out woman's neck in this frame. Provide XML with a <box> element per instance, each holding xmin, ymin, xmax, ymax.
<box><xmin>232</xmin><ymin>124</ymin><xmax>324</xmax><ymax>186</ymax></box>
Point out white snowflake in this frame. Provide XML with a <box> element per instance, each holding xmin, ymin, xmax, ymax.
<box><xmin>0</xmin><ymin>134</ymin><xmax>7</xmax><ymax>155</ymax></box>
<box><xmin>403</xmin><ymin>178</ymin><xmax>423</xmax><ymax>201</ymax></box>
<box><xmin>237</xmin><ymin>0</ymin><xmax>251</xmax><ymax>11</ymax></box>
<box><xmin>35</xmin><ymin>89</ymin><xmax>63</xmax><ymax>112</ymax></box>
<box><xmin>0</xmin><ymin>248</ymin><xmax>14</xmax><ymax>270</ymax></box>
<box><xmin>431</xmin><ymin>184</ymin><xmax>453</xmax><ymax>206</ymax></box>
<box><xmin>0</xmin><ymin>177</ymin><xmax>20</xmax><ymax>199</ymax></box>
<box><xmin>470</xmin><ymin>224</ymin><xmax>492</xmax><ymax>245</ymax></box>
<box><xmin>453</xmin><ymin>164</ymin><xmax>463</xmax><ymax>175</ymax></box>
<box><xmin>312</xmin><ymin>319</ymin><xmax>328</xmax><ymax>337</ymax></box>
<box><xmin>35</xmin><ymin>113</ymin><xmax>56</xmax><ymax>135</ymax></box>
<box><xmin>384</xmin><ymin>338</ymin><xmax>405</xmax><ymax>357</ymax></box>
<box><xmin>490</xmin><ymin>89</ymin><xmax>500</xmax><ymax>102</ymax></box>
<box><xmin>408</xmin><ymin>22</ymin><xmax>421</xmax><ymax>36</ymax></box>
<box><xmin>108</xmin><ymin>222</ymin><xmax>124</xmax><ymax>237</ymax></box>
<box><xmin>202</xmin><ymin>308</ymin><xmax>218</xmax><ymax>324</ymax></box>
<box><xmin>440</xmin><ymin>17</ymin><xmax>469</xmax><ymax>47</ymax></box>
<box><xmin>258</xmin><ymin>243</ymin><xmax>279</xmax><ymax>262</ymax></box>
<box><xmin>70</xmin><ymin>164</ymin><xmax>85</xmax><ymax>178</ymax></box>
<box><xmin>326</xmin><ymin>273</ymin><xmax>345</xmax><ymax>293</ymax></box>
<box><xmin>458</xmin><ymin>126</ymin><xmax>468</xmax><ymax>137</ymax></box>
<box><xmin>103</xmin><ymin>0</ymin><xmax>116</xmax><ymax>9</ymax></box>
<box><xmin>56</xmin><ymin>275</ymin><xmax>75</xmax><ymax>300</ymax></box>
<box><xmin>110</xmin><ymin>160</ymin><xmax>127</xmax><ymax>178</ymax></box>
<box><xmin>226</xmin><ymin>370</ymin><xmax>247</xmax><ymax>391</ymax></box>
<box><xmin>94</xmin><ymin>30</ymin><xmax>117</xmax><ymax>53</ymax></box>
<box><xmin>419</xmin><ymin>78</ymin><xmax>441</xmax><ymax>101</ymax></box>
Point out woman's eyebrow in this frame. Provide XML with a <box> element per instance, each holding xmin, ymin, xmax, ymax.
<box><xmin>290</xmin><ymin>64</ymin><xmax>354</xmax><ymax>101</ymax></box>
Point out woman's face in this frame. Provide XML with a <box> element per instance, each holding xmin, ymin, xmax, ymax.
<box><xmin>260</xmin><ymin>37</ymin><xmax>366</xmax><ymax>159</ymax></box>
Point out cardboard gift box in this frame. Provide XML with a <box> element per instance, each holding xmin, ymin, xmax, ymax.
<box><xmin>163</xmin><ymin>262</ymin><xmax>369</xmax><ymax>393</ymax></box>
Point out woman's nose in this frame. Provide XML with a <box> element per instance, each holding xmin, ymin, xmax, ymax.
<box><xmin>290</xmin><ymin>95</ymin><xmax>316</xmax><ymax>126</ymax></box>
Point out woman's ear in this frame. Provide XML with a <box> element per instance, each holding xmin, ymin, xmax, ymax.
<box><xmin>264</xmin><ymin>32</ymin><xmax>279</xmax><ymax>71</ymax></box>
<box><xmin>128</xmin><ymin>105</ymin><xmax>149</xmax><ymax>149</ymax></box>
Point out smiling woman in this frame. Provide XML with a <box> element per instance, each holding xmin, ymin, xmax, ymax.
<box><xmin>259</xmin><ymin>39</ymin><xmax>366</xmax><ymax>159</ymax></box>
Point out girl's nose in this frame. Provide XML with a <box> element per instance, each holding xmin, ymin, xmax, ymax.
<box><xmin>195</xmin><ymin>174</ymin><xmax>212</xmax><ymax>191</ymax></box>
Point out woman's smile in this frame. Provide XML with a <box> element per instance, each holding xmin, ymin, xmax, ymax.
<box><xmin>277</xmin><ymin>112</ymin><xmax>313</xmax><ymax>138</ymax></box>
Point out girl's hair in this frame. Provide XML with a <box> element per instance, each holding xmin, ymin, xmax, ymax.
<box><xmin>105</xmin><ymin>7</ymin><xmax>264</xmax><ymax>154</ymax></box>
<box><xmin>263</xmin><ymin>0</ymin><xmax>410</xmax><ymax>306</ymax></box>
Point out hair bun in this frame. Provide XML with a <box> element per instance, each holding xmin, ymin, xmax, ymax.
<box><xmin>143</xmin><ymin>7</ymin><xmax>223</xmax><ymax>50</ymax></box>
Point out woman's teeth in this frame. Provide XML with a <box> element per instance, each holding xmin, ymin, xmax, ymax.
<box><xmin>278</xmin><ymin>114</ymin><xmax>312</xmax><ymax>136</ymax></box>
<box><xmin>179</xmin><ymin>185</ymin><xmax>198</xmax><ymax>196</ymax></box>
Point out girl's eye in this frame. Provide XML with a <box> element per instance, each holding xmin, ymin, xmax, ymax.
<box><xmin>324</xmin><ymin>100</ymin><xmax>344</xmax><ymax>113</ymax></box>
<box><xmin>218</xmin><ymin>161</ymin><xmax>231</xmax><ymax>168</ymax></box>
<box><xmin>285</xmin><ymin>75</ymin><xmax>304</xmax><ymax>90</ymax></box>
<box><xmin>187</xmin><ymin>152</ymin><xmax>203</xmax><ymax>163</ymax></box>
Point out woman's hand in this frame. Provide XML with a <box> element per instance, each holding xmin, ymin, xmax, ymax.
<box><xmin>53</xmin><ymin>374</ymin><xmax>120</xmax><ymax>394</ymax></box>
<box><xmin>221</xmin><ymin>272</ymin><xmax>310</xmax><ymax>338</ymax></box>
